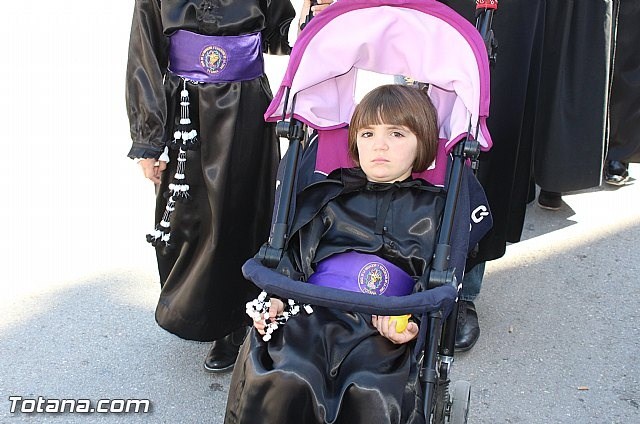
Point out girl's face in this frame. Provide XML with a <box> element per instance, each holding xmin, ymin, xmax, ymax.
<box><xmin>356</xmin><ymin>124</ymin><xmax>418</xmax><ymax>183</ymax></box>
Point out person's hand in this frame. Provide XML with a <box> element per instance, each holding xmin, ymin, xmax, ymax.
<box><xmin>253</xmin><ymin>298</ymin><xmax>285</xmax><ymax>335</ymax></box>
<box><xmin>310</xmin><ymin>0</ymin><xmax>335</xmax><ymax>15</ymax></box>
<box><xmin>372</xmin><ymin>314</ymin><xmax>419</xmax><ymax>344</ymax></box>
<box><xmin>138</xmin><ymin>158</ymin><xmax>167</xmax><ymax>184</ymax></box>
<box><xmin>300</xmin><ymin>0</ymin><xmax>335</xmax><ymax>30</ymax></box>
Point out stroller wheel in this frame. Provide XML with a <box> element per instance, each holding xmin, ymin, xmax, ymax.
<box><xmin>448</xmin><ymin>380</ymin><xmax>471</xmax><ymax>424</ymax></box>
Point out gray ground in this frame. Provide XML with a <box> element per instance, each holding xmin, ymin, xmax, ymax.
<box><xmin>1</xmin><ymin>2</ymin><xmax>638</xmax><ymax>423</ymax></box>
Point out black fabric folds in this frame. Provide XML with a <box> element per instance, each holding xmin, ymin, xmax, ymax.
<box><xmin>608</xmin><ymin>1</ymin><xmax>640</xmax><ymax>163</ymax></box>
<box><xmin>441</xmin><ymin>0</ymin><xmax>615</xmax><ymax>266</ymax></box>
<box><xmin>280</xmin><ymin>169</ymin><xmax>446</xmax><ymax>282</ymax></box>
<box><xmin>225</xmin><ymin>308</ymin><xmax>426</xmax><ymax>424</ymax></box>
<box><xmin>533</xmin><ymin>0</ymin><xmax>614</xmax><ymax>192</ymax></box>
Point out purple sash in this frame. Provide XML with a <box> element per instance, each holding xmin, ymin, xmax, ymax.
<box><xmin>168</xmin><ymin>30</ymin><xmax>264</xmax><ymax>83</ymax></box>
<box><xmin>307</xmin><ymin>251</ymin><xmax>415</xmax><ymax>297</ymax></box>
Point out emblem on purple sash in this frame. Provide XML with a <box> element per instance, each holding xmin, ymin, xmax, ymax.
<box><xmin>358</xmin><ymin>262</ymin><xmax>391</xmax><ymax>295</ymax></box>
<box><xmin>168</xmin><ymin>30</ymin><xmax>263</xmax><ymax>83</ymax></box>
<box><xmin>307</xmin><ymin>251</ymin><xmax>414</xmax><ymax>297</ymax></box>
<box><xmin>200</xmin><ymin>45</ymin><xmax>228</xmax><ymax>74</ymax></box>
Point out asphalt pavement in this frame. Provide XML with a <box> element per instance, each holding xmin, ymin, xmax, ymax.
<box><xmin>1</xmin><ymin>2</ymin><xmax>638</xmax><ymax>423</ymax></box>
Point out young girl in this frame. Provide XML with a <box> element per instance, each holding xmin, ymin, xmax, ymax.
<box><xmin>225</xmin><ymin>84</ymin><xmax>443</xmax><ymax>424</ymax></box>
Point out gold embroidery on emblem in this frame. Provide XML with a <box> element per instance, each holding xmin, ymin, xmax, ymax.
<box><xmin>358</xmin><ymin>262</ymin><xmax>390</xmax><ymax>295</ymax></box>
<box><xmin>200</xmin><ymin>45</ymin><xmax>228</xmax><ymax>74</ymax></box>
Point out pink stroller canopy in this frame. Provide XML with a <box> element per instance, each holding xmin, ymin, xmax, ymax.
<box><xmin>265</xmin><ymin>0</ymin><xmax>492</xmax><ymax>152</ymax></box>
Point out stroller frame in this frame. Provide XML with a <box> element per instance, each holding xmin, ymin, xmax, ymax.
<box><xmin>253</xmin><ymin>1</ymin><xmax>498</xmax><ymax>422</ymax></box>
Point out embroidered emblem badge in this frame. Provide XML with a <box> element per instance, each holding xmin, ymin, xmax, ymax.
<box><xmin>358</xmin><ymin>262</ymin><xmax>390</xmax><ymax>295</ymax></box>
<box><xmin>200</xmin><ymin>45</ymin><xmax>228</xmax><ymax>74</ymax></box>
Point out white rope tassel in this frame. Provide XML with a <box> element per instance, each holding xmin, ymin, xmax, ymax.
<box><xmin>180</xmin><ymin>84</ymin><xmax>191</xmax><ymax>126</ymax></box>
<box><xmin>146</xmin><ymin>197</ymin><xmax>175</xmax><ymax>247</ymax></box>
<box><xmin>172</xmin><ymin>79</ymin><xmax>198</xmax><ymax>150</ymax></box>
<box><xmin>171</xmin><ymin>149</ymin><xmax>190</xmax><ymax>201</ymax></box>
<box><xmin>146</xmin><ymin>79</ymin><xmax>198</xmax><ymax>250</ymax></box>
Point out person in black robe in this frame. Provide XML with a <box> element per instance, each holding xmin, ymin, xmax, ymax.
<box><xmin>439</xmin><ymin>0</ymin><xmax>615</xmax><ymax>349</ymax></box>
<box><xmin>604</xmin><ymin>0</ymin><xmax>640</xmax><ymax>185</ymax></box>
<box><xmin>225</xmin><ymin>84</ymin><xmax>485</xmax><ymax>423</ymax></box>
<box><xmin>125</xmin><ymin>0</ymin><xmax>296</xmax><ymax>372</ymax></box>
<box><xmin>533</xmin><ymin>0</ymin><xmax>615</xmax><ymax>208</ymax></box>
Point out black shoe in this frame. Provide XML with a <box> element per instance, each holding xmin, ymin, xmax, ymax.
<box><xmin>455</xmin><ymin>300</ymin><xmax>480</xmax><ymax>352</ymax></box>
<box><xmin>604</xmin><ymin>160</ymin><xmax>629</xmax><ymax>186</ymax></box>
<box><xmin>203</xmin><ymin>327</ymin><xmax>249</xmax><ymax>373</ymax></box>
<box><xmin>537</xmin><ymin>189</ymin><xmax>562</xmax><ymax>210</ymax></box>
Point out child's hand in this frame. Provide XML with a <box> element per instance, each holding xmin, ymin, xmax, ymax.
<box><xmin>138</xmin><ymin>158</ymin><xmax>167</xmax><ymax>184</ymax></box>
<box><xmin>253</xmin><ymin>298</ymin><xmax>285</xmax><ymax>335</ymax></box>
<box><xmin>371</xmin><ymin>315</ymin><xmax>419</xmax><ymax>344</ymax></box>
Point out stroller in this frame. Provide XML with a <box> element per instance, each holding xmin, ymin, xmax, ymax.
<box><xmin>242</xmin><ymin>0</ymin><xmax>497</xmax><ymax>422</ymax></box>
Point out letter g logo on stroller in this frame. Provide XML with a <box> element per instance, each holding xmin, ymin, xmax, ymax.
<box><xmin>471</xmin><ymin>204</ymin><xmax>490</xmax><ymax>223</ymax></box>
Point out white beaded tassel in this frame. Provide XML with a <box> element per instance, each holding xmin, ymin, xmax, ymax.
<box><xmin>172</xmin><ymin>79</ymin><xmax>199</xmax><ymax>151</ymax></box>
<box><xmin>146</xmin><ymin>197</ymin><xmax>174</xmax><ymax>247</ymax></box>
<box><xmin>170</xmin><ymin>147</ymin><xmax>190</xmax><ymax>202</ymax></box>
<box><xmin>146</xmin><ymin>79</ymin><xmax>198</xmax><ymax>250</ymax></box>
<box><xmin>245</xmin><ymin>291</ymin><xmax>313</xmax><ymax>342</ymax></box>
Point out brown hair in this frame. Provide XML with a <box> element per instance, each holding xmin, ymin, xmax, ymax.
<box><xmin>348</xmin><ymin>84</ymin><xmax>439</xmax><ymax>172</ymax></box>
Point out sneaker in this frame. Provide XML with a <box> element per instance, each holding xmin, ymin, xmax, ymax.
<box><xmin>537</xmin><ymin>189</ymin><xmax>562</xmax><ymax>210</ymax></box>
<box><xmin>604</xmin><ymin>160</ymin><xmax>629</xmax><ymax>186</ymax></box>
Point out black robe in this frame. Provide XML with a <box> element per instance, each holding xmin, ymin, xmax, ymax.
<box><xmin>441</xmin><ymin>0</ymin><xmax>615</xmax><ymax>265</ymax></box>
<box><xmin>225</xmin><ymin>169</ymin><xmax>448</xmax><ymax>424</ymax></box>
<box><xmin>125</xmin><ymin>0</ymin><xmax>295</xmax><ymax>341</ymax></box>
<box><xmin>532</xmin><ymin>0</ymin><xmax>614</xmax><ymax>192</ymax></box>
<box><xmin>608</xmin><ymin>0</ymin><xmax>640</xmax><ymax>163</ymax></box>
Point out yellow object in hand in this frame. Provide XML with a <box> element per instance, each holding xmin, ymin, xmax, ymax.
<box><xmin>390</xmin><ymin>314</ymin><xmax>411</xmax><ymax>332</ymax></box>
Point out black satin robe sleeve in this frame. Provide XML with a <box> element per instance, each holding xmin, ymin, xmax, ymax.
<box><xmin>126</xmin><ymin>0</ymin><xmax>169</xmax><ymax>159</ymax></box>
<box><xmin>262</xmin><ymin>0</ymin><xmax>296</xmax><ymax>55</ymax></box>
